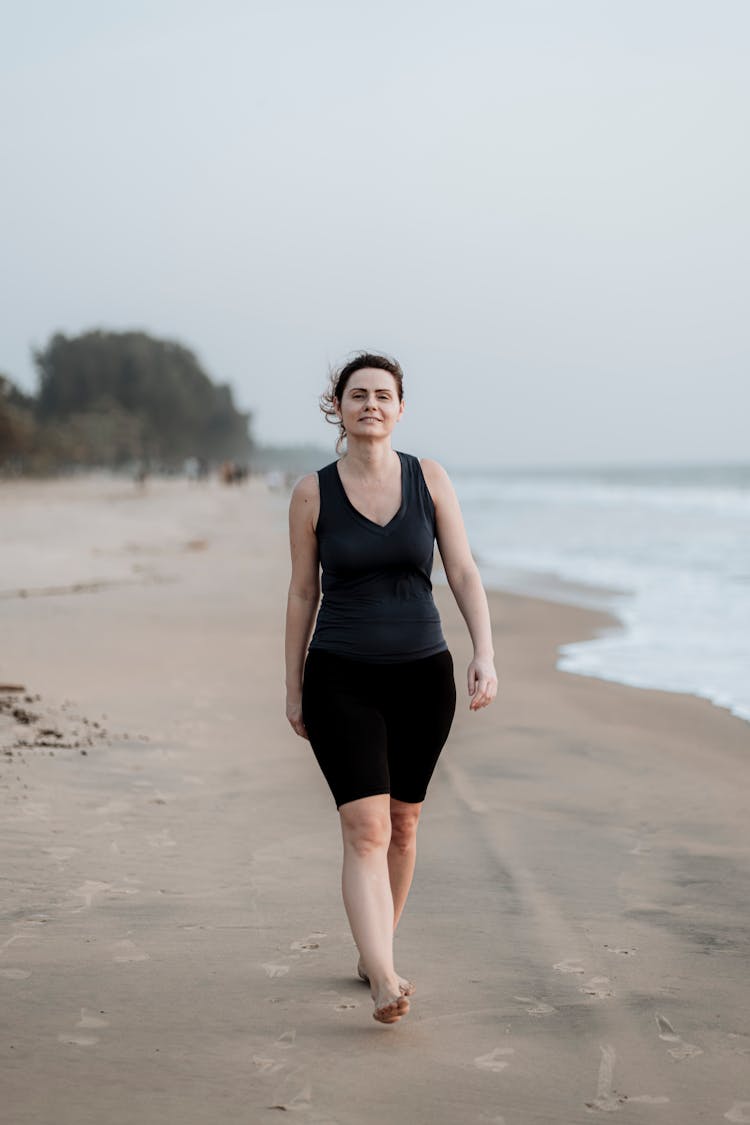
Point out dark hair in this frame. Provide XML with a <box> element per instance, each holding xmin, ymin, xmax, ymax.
<box><xmin>320</xmin><ymin>351</ymin><xmax>404</xmax><ymax>453</ymax></box>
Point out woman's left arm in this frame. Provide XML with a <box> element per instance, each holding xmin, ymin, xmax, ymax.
<box><xmin>421</xmin><ymin>459</ymin><xmax>498</xmax><ymax>711</ymax></box>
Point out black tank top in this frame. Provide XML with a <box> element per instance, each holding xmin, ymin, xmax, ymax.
<box><xmin>308</xmin><ymin>451</ymin><xmax>448</xmax><ymax>663</ymax></box>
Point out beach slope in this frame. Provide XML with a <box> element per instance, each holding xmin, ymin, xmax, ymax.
<box><xmin>1</xmin><ymin>477</ymin><xmax>748</xmax><ymax>1125</ymax></box>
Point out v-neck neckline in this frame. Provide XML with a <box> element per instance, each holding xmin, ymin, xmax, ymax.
<box><xmin>333</xmin><ymin>451</ymin><xmax>406</xmax><ymax>535</ymax></box>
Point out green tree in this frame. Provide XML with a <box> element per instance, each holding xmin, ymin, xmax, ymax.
<box><xmin>0</xmin><ymin>374</ymin><xmax>36</xmax><ymax>465</ymax></box>
<box><xmin>32</xmin><ymin>330</ymin><xmax>253</xmax><ymax>466</ymax></box>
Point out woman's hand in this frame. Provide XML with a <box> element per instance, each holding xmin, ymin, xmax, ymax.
<box><xmin>286</xmin><ymin>697</ymin><xmax>309</xmax><ymax>739</ymax></box>
<box><xmin>467</xmin><ymin>657</ymin><xmax>498</xmax><ymax>711</ymax></box>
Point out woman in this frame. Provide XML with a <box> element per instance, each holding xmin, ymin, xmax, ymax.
<box><xmin>285</xmin><ymin>352</ymin><xmax>497</xmax><ymax>1025</ymax></box>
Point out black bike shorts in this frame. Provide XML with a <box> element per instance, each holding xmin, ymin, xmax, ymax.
<box><xmin>301</xmin><ymin>648</ymin><xmax>456</xmax><ymax>809</ymax></box>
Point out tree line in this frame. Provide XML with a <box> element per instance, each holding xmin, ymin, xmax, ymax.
<box><xmin>0</xmin><ymin>330</ymin><xmax>253</xmax><ymax>474</ymax></box>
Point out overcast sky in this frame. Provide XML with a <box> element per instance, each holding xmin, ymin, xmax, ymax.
<box><xmin>2</xmin><ymin>1</ymin><xmax>748</xmax><ymax>467</ymax></box>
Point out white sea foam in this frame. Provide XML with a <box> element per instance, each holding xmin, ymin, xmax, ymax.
<box><xmin>453</xmin><ymin>463</ymin><xmax>750</xmax><ymax>724</ymax></box>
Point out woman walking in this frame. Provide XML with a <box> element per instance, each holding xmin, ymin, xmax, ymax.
<box><xmin>284</xmin><ymin>352</ymin><xmax>497</xmax><ymax>1024</ymax></box>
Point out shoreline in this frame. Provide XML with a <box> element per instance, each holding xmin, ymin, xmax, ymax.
<box><xmin>453</xmin><ymin>462</ymin><xmax>750</xmax><ymax>730</ymax></box>
<box><xmin>440</xmin><ymin>564</ymin><xmax>750</xmax><ymax>729</ymax></box>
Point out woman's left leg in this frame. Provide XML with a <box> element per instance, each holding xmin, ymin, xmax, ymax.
<box><xmin>354</xmin><ymin>799</ymin><xmax>423</xmax><ymax>996</ymax></box>
<box><xmin>356</xmin><ymin>797</ymin><xmax>422</xmax><ymax>997</ymax></box>
<box><xmin>339</xmin><ymin>794</ymin><xmax>410</xmax><ymax>1023</ymax></box>
<box><xmin>388</xmin><ymin>797</ymin><xmax>423</xmax><ymax>931</ymax></box>
<box><xmin>375</xmin><ymin>650</ymin><xmax>456</xmax><ymax>987</ymax></box>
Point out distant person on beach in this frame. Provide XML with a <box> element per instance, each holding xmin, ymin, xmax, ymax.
<box><xmin>284</xmin><ymin>352</ymin><xmax>497</xmax><ymax>1025</ymax></box>
<box><xmin>219</xmin><ymin>460</ymin><xmax>248</xmax><ymax>485</ymax></box>
<box><xmin>133</xmin><ymin>460</ymin><xmax>148</xmax><ymax>491</ymax></box>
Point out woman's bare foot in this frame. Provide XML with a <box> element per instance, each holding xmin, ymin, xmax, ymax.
<box><xmin>372</xmin><ymin>980</ymin><xmax>410</xmax><ymax>1024</ymax></box>
<box><xmin>357</xmin><ymin>958</ymin><xmax>415</xmax><ymax>997</ymax></box>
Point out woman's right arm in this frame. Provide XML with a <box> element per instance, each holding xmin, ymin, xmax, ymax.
<box><xmin>284</xmin><ymin>473</ymin><xmax>321</xmax><ymax>739</ymax></box>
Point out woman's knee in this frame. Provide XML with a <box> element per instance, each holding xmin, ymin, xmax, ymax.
<box><xmin>389</xmin><ymin>802</ymin><xmax>421</xmax><ymax>854</ymax></box>
<box><xmin>339</xmin><ymin>797</ymin><xmax>391</xmax><ymax>857</ymax></box>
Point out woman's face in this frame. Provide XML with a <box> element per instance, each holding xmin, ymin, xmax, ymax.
<box><xmin>335</xmin><ymin>368</ymin><xmax>404</xmax><ymax>440</ymax></box>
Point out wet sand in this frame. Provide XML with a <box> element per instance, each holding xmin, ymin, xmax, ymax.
<box><xmin>1</xmin><ymin>475</ymin><xmax>749</xmax><ymax>1125</ymax></box>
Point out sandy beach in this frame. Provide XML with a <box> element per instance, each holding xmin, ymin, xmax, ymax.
<box><xmin>2</xmin><ymin>475</ymin><xmax>749</xmax><ymax>1125</ymax></box>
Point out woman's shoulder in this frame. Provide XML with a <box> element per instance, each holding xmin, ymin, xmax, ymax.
<box><xmin>417</xmin><ymin>457</ymin><xmax>451</xmax><ymax>489</ymax></box>
<box><xmin>291</xmin><ymin>471</ymin><xmax>320</xmax><ymax>499</ymax></box>
<box><xmin>289</xmin><ymin>472</ymin><xmax>321</xmax><ymax>523</ymax></box>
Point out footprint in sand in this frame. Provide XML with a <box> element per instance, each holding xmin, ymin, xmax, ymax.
<box><xmin>585</xmin><ymin>1050</ymin><xmax>671</xmax><ymax>1110</ymax></box>
<box><xmin>262</xmin><ymin>963</ymin><xmax>290</xmax><ymax>978</ymax></box>
<box><xmin>514</xmin><ymin>995</ymin><xmax>557</xmax><ymax>1015</ymax></box>
<box><xmin>57</xmin><ymin>1007</ymin><xmax>108</xmax><ymax>1047</ymax></box>
<box><xmin>725</xmin><ymin>1103</ymin><xmax>750</xmax><ymax>1124</ymax></box>
<box><xmin>58</xmin><ymin>1033</ymin><xmax>100</xmax><ymax>1047</ymax></box>
<box><xmin>251</xmin><ymin>1037</ymin><xmax>297</xmax><ymax>1081</ymax></box>
<box><xmin>580</xmin><ymin>976</ymin><xmax>614</xmax><ymax>999</ymax></box>
<box><xmin>69</xmin><ymin>880</ymin><xmax>113</xmax><ymax>911</ymax></box>
<box><xmin>585</xmin><ymin>1044</ymin><xmax>622</xmax><ymax>1112</ymax></box>
<box><xmin>107</xmin><ymin>885</ymin><xmax>141</xmax><ymax>898</ymax></box>
<box><xmin>0</xmin><ymin>934</ymin><xmax>25</xmax><ymax>952</ymax></box>
<box><xmin>269</xmin><ymin>1079</ymin><xmax>312</xmax><ymax>1114</ymax></box>
<box><xmin>553</xmin><ymin>958</ymin><xmax>586</xmax><ymax>974</ymax></box>
<box><xmin>110</xmin><ymin>939</ymin><xmax>149</xmax><ymax>963</ymax></box>
<box><xmin>655</xmin><ymin>1013</ymin><xmax>703</xmax><ymax>1060</ymax></box>
<box><xmin>252</xmin><ymin>1055</ymin><xmax>286</xmax><ymax>1075</ymax></box>
<box><xmin>132</xmin><ymin>780</ymin><xmax>170</xmax><ymax>804</ymax></box>
<box><xmin>76</xmin><ymin>1008</ymin><xmax>109</xmax><ymax>1029</ymax></box>
<box><xmin>474</xmin><ymin>1047</ymin><xmax>514</xmax><ymax>1073</ymax></box>
<box><xmin>42</xmin><ymin>846</ymin><xmax>77</xmax><ymax>864</ymax></box>
<box><xmin>666</xmin><ymin>1042</ymin><xmax>704</xmax><ymax>1061</ymax></box>
<box><xmin>146</xmin><ymin>828</ymin><xmax>177</xmax><ymax>848</ymax></box>
<box><xmin>290</xmin><ymin>931</ymin><xmax>326</xmax><ymax>952</ymax></box>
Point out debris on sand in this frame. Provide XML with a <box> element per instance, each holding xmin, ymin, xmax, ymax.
<box><xmin>0</xmin><ymin>689</ymin><xmax>113</xmax><ymax>756</ymax></box>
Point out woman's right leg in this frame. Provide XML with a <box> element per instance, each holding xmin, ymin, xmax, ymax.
<box><xmin>302</xmin><ymin>653</ymin><xmax>409</xmax><ymax>1021</ymax></box>
<box><xmin>338</xmin><ymin>794</ymin><xmax>410</xmax><ymax>1024</ymax></box>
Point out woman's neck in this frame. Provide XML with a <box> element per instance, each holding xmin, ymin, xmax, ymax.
<box><xmin>340</xmin><ymin>439</ymin><xmax>398</xmax><ymax>479</ymax></box>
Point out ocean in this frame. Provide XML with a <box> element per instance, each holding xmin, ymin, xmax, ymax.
<box><xmin>451</xmin><ymin>462</ymin><xmax>750</xmax><ymax>724</ymax></box>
